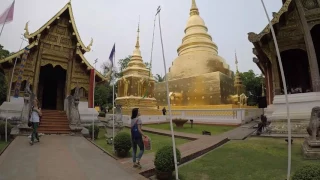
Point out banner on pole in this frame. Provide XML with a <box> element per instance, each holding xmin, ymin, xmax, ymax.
<box><xmin>13</xmin><ymin>47</ymin><xmax>30</xmax><ymax>98</ymax></box>
<box><xmin>0</xmin><ymin>1</ymin><xmax>15</xmax><ymax>25</ymax></box>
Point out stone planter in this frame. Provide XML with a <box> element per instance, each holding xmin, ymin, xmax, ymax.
<box><xmin>156</xmin><ymin>170</ymin><xmax>173</xmax><ymax>180</ymax></box>
<box><xmin>172</xmin><ymin>119</ymin><xmax>188</xmax><ymax>128</ymax></box>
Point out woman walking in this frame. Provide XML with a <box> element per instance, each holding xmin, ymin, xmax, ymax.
<box><xmin>30</xmin><ymin>98</ymin><xmax>42</xmax><ymax>145</ymax></box>
<box><xmin>131</xmin><ymin>108</ymin><xmax>146</xmax><ymax>168</ymax></box>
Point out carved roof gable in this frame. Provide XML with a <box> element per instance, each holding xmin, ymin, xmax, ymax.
<box><xmin>24</xmin><ymin>2</ymin><xmax>92</xmax><ymax>53</ymax></box>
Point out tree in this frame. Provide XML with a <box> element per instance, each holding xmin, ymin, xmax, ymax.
<box><xmin>94</xmin><ymin>84</ymin><xmax>113</xmax><ymax>110</ymax></box>
<box><xmin>239</xmin><ymin>70</ymin><xmax>263</xmax><ymax>106</ymax></box>
<box><xmin>0</xmin><ymin>44</ymin><xmax>10</xmax><ymax>59</ymax></box>
<box><xmin>0</xmin><ymin>72</ymin><xmax>7</xmax><ymax>105</ymax></box>
<box><xmin>154</xmin><ymin>74</ymin><xmax>165</xmax><ymax>82</ymax></box>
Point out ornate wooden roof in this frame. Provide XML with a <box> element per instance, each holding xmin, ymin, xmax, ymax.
<box><xmin>248</xmin><ymin>0</ymin><xmax>292</xmax><ymax>43</ymax></box>
<box><xmin>24</xmin><ymin>1</ymin><xmax>92</xmax><ymax>52</ymax></box>
<box><xmin>0</xmin><ymin>1</ymin><xmax>109</xmax><ymax>81</ymax></box>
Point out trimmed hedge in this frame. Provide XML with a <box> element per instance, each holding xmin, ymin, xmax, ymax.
<box><xmin>98</xmin><ymin>112</ymin><xmax>106</xmax><ymax>117</ymax></box>
<box><xmin>292</xmin><ymin>164</ymin><xmax>320</xmax><ymax>180</ymax></box>
<box><xmin>88</xmin><ymin>125</ymin><xmax>99</xmax><ymax>139</ymax></box>
<box><xmin>154</xmin><ymin>145</ymin><xmax>181</xmax><ymax>172</ymax></box>
<box><xmin>114</xmin><ymin>132</ymin><xmax>131</xmax><ymax>157</ymax></box>
<box><xmin>0</xmin><ymin>121</ymin><xmax>12</xmax><ymax>135</ymax></box>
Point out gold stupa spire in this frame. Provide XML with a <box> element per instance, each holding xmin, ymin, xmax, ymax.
<box><xmin>135</xmin><ymin>18</ymin><xmax>140</xmax><ymax>49</ymax></box>
<box><xmin>235</xmin><ymin>50</ymin><xmax>239</xmax><ymax>73</ymax></box>
<box><xmin>190</xmin><ymin>0</ymin><xmax>199</xmax><ymax>16</ymax></box>
<box><xmin>132</xmin><ymin>18</ymin><xmax>141</xmax><ymax>57</ymax></box>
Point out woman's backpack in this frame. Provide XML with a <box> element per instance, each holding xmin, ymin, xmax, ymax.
<box><xmin>131</xmin><ymin>119</ymin><xmax>142</xmax><ymax>139</ymax></box>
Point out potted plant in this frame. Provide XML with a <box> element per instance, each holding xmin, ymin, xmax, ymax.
<box><xmin>88</xmin><ymin>125</ymin><xmax>99</xmax><ymax>140</ymax></box>
<box><xmin>114</xmin><ymin>132</ymin><xmax>131</xmax><ymax>157</ymax></box>
<box><xmin>154</xmin><ymin>145</ymin><xmax>181</xmax><ymax>180</ymax></box>
<box><xmin>172</xmin><ymin>118</ymin><xmax>188</xmax><ymax>128</ymax></box>
<box><xmin>292</xmin><ymin>164</ymin><xmax>320</xmax><ymax>180</ymax></box>
<box><xmin>0</xmin><ymin>121</ymin><xmax>12</xmax><ymax>141</ymax></box>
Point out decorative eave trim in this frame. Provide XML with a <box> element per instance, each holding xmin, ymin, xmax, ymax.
<box><xmin>0</xmin><ymin>41</ymin><xmax>38</xmax><ymax>64</ymax></box>
<box><xmin>248</xmin><ymin>0</ymin><xmax>292</xmax><ymax>43</ymax></box>
<box><xmin>24</xmin><ymin>2</ymin><xmax>92</xmax><ymax>53</ymax></box>
<box><xmin>76</xmin><ymin>49</ymin><xmax>108</xmax><ymax>81</ymax></box>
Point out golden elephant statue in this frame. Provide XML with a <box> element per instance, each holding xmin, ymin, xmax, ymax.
<box><xmin>169</xmin><ymin>92</ymin><xmax>183</xmax><ymax>106</ymax></box>
<box><xmin>227</xmin><ymin>94</ymin><xmax>239</xmax><ymax>105</ymax></box>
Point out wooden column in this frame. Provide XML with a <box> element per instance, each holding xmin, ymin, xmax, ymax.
<box><xmin>65</xmin><ymin>50</ymin><xmax>74</xmax><ymax>96</ymax></box>
<box><xmin>270</xmin><ymin>53</ymin><xmax>281</xmax><ymax>95</ymax></box>
<box><xmin>32</xmin><ymin>46</ymin><xmax>43</xmax><ymax>96</ymax></box>
<box><xmin>295</xmin><ymin>0</ymin><xmax>320</xmax><ymax>91</ymax></box>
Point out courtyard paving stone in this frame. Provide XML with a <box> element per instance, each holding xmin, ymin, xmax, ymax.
<box><xmin>0</xmin><ymin>135</ymin><xmax>147</xmax><ymax>180</ymax></box>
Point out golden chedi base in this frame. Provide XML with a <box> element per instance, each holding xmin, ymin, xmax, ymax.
<box><xmin>155</xmin><ymin>72</ymin><xmax>234</xmax><ymax>106</ymax></box>
<box><xmin>115</xmin><ymin>96</ymin><xmax>161</xmax><ymax>115</ymax></box>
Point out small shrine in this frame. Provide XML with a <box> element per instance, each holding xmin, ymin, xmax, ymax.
<box><xmin>115</xmin><ymin>23</ymin><xmax>157</xmax><ymax>115</ymax></box>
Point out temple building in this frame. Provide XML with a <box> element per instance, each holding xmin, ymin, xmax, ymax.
<box><xmin>248</xmin><ymin>0</ymin><xmax>320</xmax><ymax>134</ymax></box>
<box><xmin>155</xmin><ymin>0</ymin><xmax>234</xmax><ymax>107</ymax></box>
<box><xmin>0</xmin><ymin>1</ymin><xmax>110</xmax><ymax>130</ymax></box>
<box><xmin>115</xmin><ymin>24</ymin><xmax>157</xmax><ymax>114</ymax></box>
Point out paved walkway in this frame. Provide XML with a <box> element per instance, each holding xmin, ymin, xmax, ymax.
<box><xmin>0</xmin><ymin>135</ymin><xmax>146</xmax><ymax>180</ymax></box>
<box><xmin>119</xmin><ymin>121</ymin><xmax>259</xmax><ymax>177</ymax></box>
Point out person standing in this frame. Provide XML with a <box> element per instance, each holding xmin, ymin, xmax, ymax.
<box><xmin>131</xmin><ymin>108</ymin><xmax>146</xmax><ymax>168</ymax></box>
<box><xmin>30</xmin><ymin>98</ymin><xmax>42</xmax><ymax>145</ymax></box>
<box><xmin>162</xmin><ymin>107</ymin><xmax>167</xmax><ymax>115</ymax></box>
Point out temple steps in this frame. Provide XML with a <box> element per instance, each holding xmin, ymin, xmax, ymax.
<box><xmin>38</xmin><ymin>110</ymin><xmax>71</xmax><ymax>134</ymax></box>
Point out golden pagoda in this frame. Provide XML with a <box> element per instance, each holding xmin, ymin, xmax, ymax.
<box><xmin>154</xmin><ymin>0</ymin><xmax>234</xmax><ymax>108</ymax></box>
<box><xmin>115</xmin><ymin>23</ymin><xmax>157</xmax><ymax>114</ymax></box>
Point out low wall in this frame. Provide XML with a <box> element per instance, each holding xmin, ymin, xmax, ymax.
<box><xmin>106</xmin><ymin>108</ymin><xmax>262</xmax><ymax>126</ymax></box>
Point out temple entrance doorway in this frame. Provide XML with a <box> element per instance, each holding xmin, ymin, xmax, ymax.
<box><xmin>38</xmin><ymin>65</ymin><xmax>66</xmax><ymax>110</ymax></box>
<box><xmin>278</xmin><ymin>49</ymin><xmax>311</xmax><ymax>94</ymax></box>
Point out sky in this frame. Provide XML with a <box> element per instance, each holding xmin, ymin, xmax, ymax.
<box><xmin>0</xmin><ymin>0</ymin><xmax>282</xmax><ymax>76</ymax></box>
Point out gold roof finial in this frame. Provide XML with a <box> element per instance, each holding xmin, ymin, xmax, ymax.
<box><xmin>190</xmin><ymin>0</ymin><xmax>199</xmax><ymax>16</ymax></box>
<box><xmin>235</xmin><ymin>50</ymin><xmax>239</xmax><ymax>73</ymax></box>
<box><xmin>135</xmin><ymin>16</ymin><xmax>140</xmax><ymax>49</ymax></box>
<box><xmin>69</xmin><ymin>0</ymin><xmax>72</xmax><ymax>4</ymax></box>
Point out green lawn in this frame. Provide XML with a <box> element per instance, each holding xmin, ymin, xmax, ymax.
<box><xmin>178</xmin><ymin>137</ymin><xmax>318</xmax><ymax>180</ymax></box>
<box><xmin>94</xmin><ymin>128</ymin><xmax>190</xmax><ymax>157</ymax></box>
<box><xmin>0</xmin><ymin>141</ymin><xmax>9</xmax><ymax>153</ymax></box>
<box><xmin>144</xmin><ymin>123</ymin><xmax>235</xmax><ymax>135</ymax></box>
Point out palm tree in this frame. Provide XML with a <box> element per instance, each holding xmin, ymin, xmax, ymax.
<box><xmin>154</xmin><ymin>74</ymin><xmax>165</xmax><ymax>82</ymax></box>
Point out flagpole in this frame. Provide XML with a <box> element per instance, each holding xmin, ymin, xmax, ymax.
<box><xmin>112</xmin><ymin>48</ymin><xmax>115</xmax><ymax>152</ymax></box>
<box><xmin>92</xmin><ymin>58</ymin><xmax>98</xmax><ymax>141</ymax></box>
<box><xmin>0</xmin><ymin>0</ymin><xmax>14</xmax><ymax>39</ymax></box>
<box><xmin>260</xmin><ymin>1</ymin><xmax>291</xmax><ymax>179</ymax></box>
<box><xmin>157</xmin><ymin>6</ymin><xmax>179</xmax><ymax>179</ymax></box>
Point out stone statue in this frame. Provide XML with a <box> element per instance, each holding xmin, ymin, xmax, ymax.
<box><xmin>239</xmin><ymin>93</ymin><xmax>248</xmax><ymax>106</ymax></box>
<box><xmin>103</xmin><ymin>105</ymin><xmax>124</xmax><ymax>144</ymax></box>
<box><xmin>20</xmin><ymin>80</ymin><xmax>35</xmax><ymax>127</ymax></box>
<box><xmin>123</xmin><ymin>77</ymin><xmax>130</xmax><ymax>96</ymax></box>
<box><xmin>307</xmin><ymin>106</ymin><xmax>320</xmax><ymax>140</ymax></box>
<box><xmin>138</xmin><ymin>78</ymin><xmax>145</xmax><ymax>97</ymax></box>
<box><xmin>67</xmin><ymin>84</ymin><xmax>81</xmax><ymax>126</ymax></box>
<box><xmin>302</xmin><ymin>106</ymin><xmax>320</xmax><ymax>159</ymax></box>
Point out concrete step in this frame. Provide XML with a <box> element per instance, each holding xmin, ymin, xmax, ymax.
<box><xmin>38</xmin><ymin>127</ymin><xmax>71</xmax><ymax>131</ymax></box>
<box><xmin>38</xmin><ymin>130</ymin><xmax>71</xmax><ymax>134</ymax></box>
<box><xmin>40</xmin><ymin>122</ymin><xmax>69</xmax><ymax>125</ymax></box>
